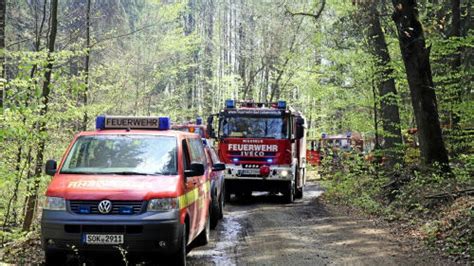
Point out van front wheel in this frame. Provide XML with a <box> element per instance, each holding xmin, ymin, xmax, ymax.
<box><xmin>173</xmin><ymin>223</ymin><xmax>187</xmax><ymax>266</ymax></box>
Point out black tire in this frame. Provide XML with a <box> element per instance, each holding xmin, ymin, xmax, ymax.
<box><xmin>44</xmin><ymin>250</ymin><xmax>67</xmax><ymax>266</ymax></box>
<box><xmin>285</xmin><ymin>182</ymin><xmax>294</xmax><ymax>203</ymax></box>
<box><xmin>224</xmin><ymin>183</ymin><xmax>231</xmax><ymax>203</ymax></box>
<box><xmin>295</xmin><ymin>186</ymin><xmax>304</xmax><ymax>199</ymax></box>
<box><xmin>218</xmin><ymin>192</ymin><xmax>224</xmax><ymax>220</ymax></box>
<box><xmin>173</xmin><ymin>223</ymin><xmax>187</xmax><ymax>266</ymax></box>
<box><xmin>210</xmin><ymin>191</ymin><xmax>219</xmax><ymax>229</ymax></box>
<box><xmin>195</xmin><ymin>210</ymin><xmax>210</xmax><ymax>246</ymax></box>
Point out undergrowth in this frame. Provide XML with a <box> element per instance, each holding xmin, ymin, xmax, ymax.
<box><xmin>320</xmin><ymin>152</ymin><xmax>474</xmax><ymax>263</ymax></box>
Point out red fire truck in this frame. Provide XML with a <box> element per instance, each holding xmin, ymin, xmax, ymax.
<box><xmin>207</xmin><ymin>100</ymin><xmax>306</xmax><ymax>203</ymax></box>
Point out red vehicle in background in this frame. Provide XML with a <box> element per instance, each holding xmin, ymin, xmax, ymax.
<box><xmin>207</xmin><ymin>100</ymin><xmax>306</xmax><ymax>203</ymax></box>
<box><xmin>306</xmin><ymin>139</ymin><xmax>321</xmax><ymax>166</ymax></box>
<box><xmin>171</xmin><ymin>117</ymin><xmax>208</xmax><ymax>139</ymax></box>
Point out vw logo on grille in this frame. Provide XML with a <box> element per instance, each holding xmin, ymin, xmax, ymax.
<box><xmin>98</xmin><ymin>200</ymin><xmax>112</xmax><ymax>214</ymax></box>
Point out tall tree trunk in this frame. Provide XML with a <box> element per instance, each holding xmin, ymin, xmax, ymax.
<box><xmin>184</xmin><ymin>0</ymin><xmax>196</xmax><ymax>111</ymax></box>
<box><xmin>365</xmin><ymin>3</ymin><xmax>403</xmax><ymax>167</ymax></box>
<box><xmin>0</xmin><ymin>0</ymin><xmax>6</xmax><ymax>109</ymax></box>
<box><xmin>23</xmin><ymin>0</ymin><xmax>59</xmax><ymax>231</ymax></box>
<box><xmin>82</xmin><ymin>0</ymin><xmax>91</xmax><ymax>130</ymax></box>
<box><xmin>391</xmin><ymin>0</ymin><xmax>450</xmax><ymax>170</ymax></box>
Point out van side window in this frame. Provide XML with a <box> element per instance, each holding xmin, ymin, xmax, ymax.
<box><xmin>188</xmin><ymin>138</ymin><xmax>207</xmax><ymax>167</ymax></box>
<box><xmin>182</xmin><ymin>139</ymin><xmax>191</xmax><ymax>170</ymax></box>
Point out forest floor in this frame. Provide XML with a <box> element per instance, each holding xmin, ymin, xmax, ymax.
<box><xmin>0</xmin><ymin>179</ymin><xmax>460</xmax><ymax>265</ymax></box>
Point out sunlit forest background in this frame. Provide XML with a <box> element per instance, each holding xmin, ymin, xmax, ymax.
<box><xmin>0</xmin><ymin>0</ymin><xmax>472</xmax><ymax>261</ymax></box>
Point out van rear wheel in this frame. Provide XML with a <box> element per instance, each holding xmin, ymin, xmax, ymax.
<box><xmin>210</xmin><ymin>192</ymin><xmax>219</xmax><ymax>229</ymax></box>
<box><xmin>195</xmin><ymin>210</ymin><xmax>210</xmax><ymax>246</ymax></box>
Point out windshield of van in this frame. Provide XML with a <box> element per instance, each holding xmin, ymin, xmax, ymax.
<box><xmin>61</xmin><ymin>135</ymin><xmax>177</xmax><ymax>175</ymax></box>
<box><xmin>219</xmin><ymin>116</ymin><xmax>288</xmax><ymax>139</ymax></box>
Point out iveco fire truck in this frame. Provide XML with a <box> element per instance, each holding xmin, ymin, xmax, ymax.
<box><xmin>207</xmin><ymin>100</ymin><xmax>306</xmax><ymax>203</ymax></box>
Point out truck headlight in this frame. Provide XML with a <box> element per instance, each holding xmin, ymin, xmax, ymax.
<box><xmin>147</xmin><ymin>198</ymin><xmax>179</xmax><ymax>211</ymax></box>
<box><xmin>44</xmin><ymin>197</ymin><xmax>66</xmax><ymax>211</ymax></box>
<box><xmin>280</xmin><ymin>170</ymin><xmax>289</xmax><ymax>177</ymax></box>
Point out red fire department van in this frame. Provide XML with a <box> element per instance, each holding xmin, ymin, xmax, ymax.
<box><xmin>41</xmin><ymin>116</ymin><xmax>220</xmax><ymax>265</ymax></box>
<box><xmin>207</xmin><ymin>100</ymin><xmax>306</xmax><ymax>203</ymax></box>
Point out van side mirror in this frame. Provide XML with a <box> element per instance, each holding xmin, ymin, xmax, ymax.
<box><xmin>296</xmin><ymin>117</ymin><xmax>305</xmax><ymax>139</ymax></box>
<box><xmin>212</xmin><ymin>163</ymin><xmax>225</xmax><ymax>171</ymax></box>
<box><xmin>45</xmin><ymin>160</ymin><xmax>57</xmax><ymax>176</ymax></box>
<box><xmin>185</xmin><ymin>163</ymin><xmax>205</xmax><ymax>177</ymax></box>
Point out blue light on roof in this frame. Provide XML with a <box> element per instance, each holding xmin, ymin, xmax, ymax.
<box><xmin>196</xmin><ymin>116</ymin><xmax>203</xmax><ymax>125</ymax></box>
<box><xmin>225</xmin><ymin>99</ymin><xmax>235</xmax><ymax>108</ymax></box>
<box><xmin>96</xmin><ymin>115</ymin><xmax>106</xmax><ymax>130</ymax></box>
<box><xmin>277</xmin><ymin>100</ymin><xmax>286</xmax><ymax>109</ymax></box>
<box><xmin>158</xmin><ymin>117</ymin><xmax>171</xmax><ymax>130</ymax></box>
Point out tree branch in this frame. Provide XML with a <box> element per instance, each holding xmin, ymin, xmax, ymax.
<box><xmin>285</xmin><ymin>0</ymin><xmax>326</xmax><ymax>21</ymax></box>
<box><xmin>90</xmin><ymin>23</ymin><xmax>160</xmax><ymax>48</ymax></box>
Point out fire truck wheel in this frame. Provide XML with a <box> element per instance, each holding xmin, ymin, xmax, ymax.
<box><xmin>295</xmin><ymin>186</ymin><xmax>304</xmax><ymax>199</ymax></box>
<box><xmin>284</xmin><ymin>182</ymin><xmax>294</xmax><ymax>203</ymax></box>
<box><xmin>44</xmin><ymin>250</ymin><xmax>67</xmax><ymax>265</ymax></box>
<box><xmin>196</xmin><ymin>209</ymin><xmax>210</xmax><ymax>246</ymax></box>
<box><xmin>210</xmin><ymin>191</ymin><xmax>219</xmax><ymax>229</ymax></box>
<box><xmin>224</xmin><ymin>183</ymin><xmax>231</xmax><ymax>202</ymax></box>
<box><xmin>173</xmin><ymin>223</ymin><xmax>187</xmax><ymax>266</ymax></box>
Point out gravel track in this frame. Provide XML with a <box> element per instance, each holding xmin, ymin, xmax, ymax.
<box><xmin>187</xmin><ymin>182</ymin><xmax>454</xmax><ymax>266</ymax></box>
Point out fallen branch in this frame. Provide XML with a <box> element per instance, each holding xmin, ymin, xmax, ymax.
<box><xmin>425</xmin><ymin>188</ymin><xmax>474</xmax><ymax>199</ymax></box>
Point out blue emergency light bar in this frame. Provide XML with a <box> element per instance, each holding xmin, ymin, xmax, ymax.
<box><xmin>95</xmin><ymin>115</ymin><xmax>171</xmax><ymax>130</ymax></box>
<box><xmin>277</xmin><ymin>100</ymin><xmax>287</xmax><ymax>109</ymax></box>
<box><xmin>196</xmin><ymin>116</ymin><xmax>203</xmax><ymax>125</ymax></box>
<box><xmin>225</xmin><ymin>99</ymin><xmax>235</xmax><ymax>108</ymax></box>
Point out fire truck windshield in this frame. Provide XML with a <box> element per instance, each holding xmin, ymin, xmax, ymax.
<box><xmin>219</xmin><ymin>116</ymin><xmax>288</xmax><ymax>139</ymax></box>
<box><xmin>61</xmin><ymin>135</ymin><xmax>177</xmax><ymax>175</ymax></box>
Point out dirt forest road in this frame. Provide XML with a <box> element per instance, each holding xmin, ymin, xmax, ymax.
<box><xmin>0</xmin><ymin>182</ymin><xmax>455</xmax><ymax>265</ymax></box>
<box><xmin>187</xmin><ymin>182</ymin><xmax>453</xmax><ymax>266</ymax></box>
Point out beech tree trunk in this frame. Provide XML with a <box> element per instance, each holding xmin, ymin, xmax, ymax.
<box><xmin>365</xmin><ymin>3</ymin><xmax>403</xmax><ymax>167</ymax></box>
<box><xmin>82</xmin><ymin>0</ymin><xmax>91</xmax><ymax>130</ymax></box>
<box><xmin>0</xmin><ymin>0</ymin><xmax>5</xmax><ymax>109</ymax></box>
<box><xmin>391</xmin><ymin>0</ymin><xmax>450</xmax><ymax>169</ymax></box>
<box><xmin>23</xmin><ymin>0</ymin><xmax>58</xmax><ymax>231</ymax></box>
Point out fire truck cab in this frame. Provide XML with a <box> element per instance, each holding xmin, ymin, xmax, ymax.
<box><xmin>41</xmin><ymin>116</ymin><xmax>214</xmax><ymax>265</ymax></box>
<box><xmin>208</xmin><ymin>100</ymin><xmax>306</xmax><ymax>203</ymax></box>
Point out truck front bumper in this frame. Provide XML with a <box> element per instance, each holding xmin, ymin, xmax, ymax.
<box><xmin>224</xmin><ymin>164</ymin><xmax>294</xmax><ymax>193</ymax></box>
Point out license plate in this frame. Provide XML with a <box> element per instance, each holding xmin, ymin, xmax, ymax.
<box><xmin>83</xmin><ymin>234</ymin><xmax>124</xmax><ymax>245</ymax></box>
<box><xmin>240</xmin><ymin>169</ymin><xmax>259</xmax><ymax>175</ymax></box>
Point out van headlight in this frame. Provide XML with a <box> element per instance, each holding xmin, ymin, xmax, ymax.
<box><xmin>44</xmin><ymin>197</ymin><xmax>66</xmax><ymax>211</ymax></box>
<box><xmin>280</xmin><ymin>170</ymin><xmax>289</xmax><ymax>177</ymax></box>
<box><xmin>147</xmin><ymin>198</ymin><xmax>179</xmax><ymax>211</ymax></box>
